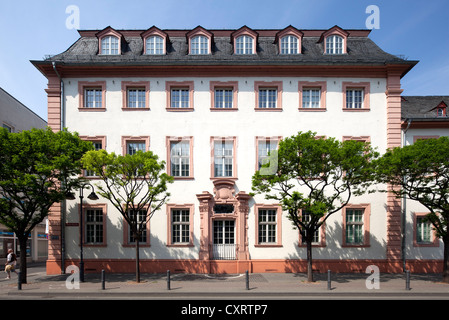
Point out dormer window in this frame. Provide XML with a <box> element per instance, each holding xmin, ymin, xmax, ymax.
<box><xmin>101</xmin><ymin>36</ymin><xmax>119</xmax><ymax>55</ymax></box>
<box><xmin>280</xmin><ymin>35</ymin><xmax>298</xmax><ymax>54</ymax></box>
<box><xmin>326</xmin><ymin>35</ymin><xmax>343</xmax><ymax>54</ymax></box>
<box><xmin>191</xmin><ymin>35</ymin><xmax>209</xmax><ymax>55</ymax></box>
<box><xmin>435</xmin><ymin>101</ymin><xmax>447</xmax><ymax>117</ymax></box>
<box><xmin>96</xmin><ymin>27</ymin><xmax>122</xmax><ymax>55</ymax></box>
<box><xmin>236</xmin><ymin>35</ymin><xmax>253</xmax><ymax>54</ymax></box>
<box><xmin>320</xmin><ymin>26</ymin><xmax>349</xmax><ymax>55</ymax></box>
<box><xmin>146</xmin><ymin>36</ymin><xmax>164</xmax><ymax>55</ymax></box>
<box><xmin>141</xmin><ymin>26</ymin><xmax>168</xmax><ymax>55</ymax></box>
<box><xmin>187</xmin><ymin>26</ymin><xmax>213</xmax><ymax>55</ymax></box>
<box><xmin>276</xmin><ymin>26</ymin><xmax>303</xmax><ymax>55</ymax></box>
<box><xmin>231</xmin><ymin>26</ymin><xmax>258</xmax><ymax>55</ymax></box>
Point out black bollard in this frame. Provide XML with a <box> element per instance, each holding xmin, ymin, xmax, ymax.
<box><xmin>167</xmin><ymin>270</ymin><xmax>171</xmax><ymax>290</ymax></box>
<box><xmin>17</xmin><ymin>271</ymin><xmax>22</xmax><ymax>290</ymax></box>
<box><xmin>245</xmin><ymin>270</ymin><xmax>249</xmax><ymax>290</ymax></box>
<box><xmin>327</xmin><ymin>270</ymin><xmax>331</xmax><ymax>290</ymax></box>
<box><xmin>101</xmin><ymin>269</ymin><xmax>105</xmax><ymax>290</ymax></box>
<box><xmin>405</xmin><ymin>270</ymin><xmax>411</xmax><ymax>290</ymax></box>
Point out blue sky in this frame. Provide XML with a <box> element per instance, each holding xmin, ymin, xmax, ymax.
<box><xmin>0</xmin><ymin>0</ymin><xmax>448</xmax><ymax>121</ymax></box>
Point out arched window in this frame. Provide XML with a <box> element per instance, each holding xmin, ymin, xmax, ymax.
<box><xmin>235</xmin><ymin>35</ymin><xmax>253</xmax><ymax>54</ymax></box>
<box><xmin>280</xmin><ymin>35</ymin><xmax>298</xmax><ymax>54</ymax></box>
<box><xmin>191</xmin><ymin>35</ymin><xmax>209</xmax><ymax>55</ymax></box>
<box><xmin>146</xmin><ymin>36</ymin><xmax>164</xmax><ymax>55</ymax></box>
<box><xmin>101</xmin><ymin>36</ymin><xmax>119</xmax><ymax>55</ymax></box>
<box><xmin>325</xmin><ymin>35</ymin><xmax>343</xmax><ymax>54</ymax></box>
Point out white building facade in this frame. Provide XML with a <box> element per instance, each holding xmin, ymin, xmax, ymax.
<box><xmin>32</xmin><ymin>25</ymin><xmax>441</xmax><ymax>275</ymax></box>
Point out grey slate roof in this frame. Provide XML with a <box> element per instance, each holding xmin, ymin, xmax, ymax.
<box><xmin>402</xmin><ymin>96</ymin><xmax>449</xmax><ymax>120</ymax></box>
<box><xmin>45</xmin><ymin>28</ymin><xmax>413</xmax><ymax>67</ymax></box>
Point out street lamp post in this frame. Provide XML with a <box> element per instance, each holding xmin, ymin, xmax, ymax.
<box><xmin>67</xmin><ymin>183</ymin><xmax>98</xmax><ymax>282</ymax></box>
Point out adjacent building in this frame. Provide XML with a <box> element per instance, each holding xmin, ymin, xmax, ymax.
<box><xmin>0</xmin><ymin>86</ymin><xmax>48</xmax><ymax>262</ymax></box>
<box><xmin>32</xmin><ymin>25</ymin><xmax>446</xmax><ymax>275</ymax></box>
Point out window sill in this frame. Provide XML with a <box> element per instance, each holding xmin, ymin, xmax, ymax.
<box><xmin>78</xmin><ymin>108</ymin><xmax>106</xmax><ymax>112</ymax></box>
<box><xmin>254</xmin><ymin>244</ymin><xmax>283</xmax><ymax>248</ymax></box>
<box><xmin>166</xmin><ymin>244</ymin><xmax>194</xmax><ymax>248</ymax></box>
<box><xmin>210</xmin><ymin>108</ymin><xmax>239</xmax><ymax>112</ymax></box>
<box><xmin>122</xmin><ymin>107</ymin><xmax>150</xmax><ymax>111</ymax></box>
<box><xmin>254</xmin><ymin>108</ymin><xmax>283</xmax><ymax>112</ymax></box>
<box><xmin>342</xmin><ymin>108</ymin><xmax>370</xmax><ymax>112</ymax></box>
<box><xmin>166</xmin><ymin>107</ymin><xmax>194</xmax><ymax>112</ymax></box>
<box><xmin>298</xmin><ymin>107</ymin><xmax>327</xmax><ymax>112</ymax></box>
<box><xmin>210</xmin><ymin>177</ymin><xmax>237</xmax><ymax>181</ymax></box>
<box><xmin>172</xmin><ymin>176</ymin><xmax>195</xmax><ymax>181</ymax></box>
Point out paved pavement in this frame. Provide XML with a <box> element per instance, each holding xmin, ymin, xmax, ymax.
<box><xmin>1</xmin><ymin>262</ymin><xmax>449</xmax><ymax>301</ymax></box>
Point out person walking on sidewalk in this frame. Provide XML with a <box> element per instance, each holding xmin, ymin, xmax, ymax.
<box><xmin>5</xmin><ymin>249</ymin><xmax>17</xmax><ymax>279</ymax></box>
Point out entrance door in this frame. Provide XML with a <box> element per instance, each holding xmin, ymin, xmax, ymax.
<box><xmin>212</xmin><ymin>220</ymin><xmax>235</xmax><ymax>260</ymax></box>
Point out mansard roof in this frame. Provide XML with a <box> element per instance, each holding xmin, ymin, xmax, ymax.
<box><xmin>402</xmin><ymin>96</ymin><xmax>449</xmax><ymax>120</ymax></box>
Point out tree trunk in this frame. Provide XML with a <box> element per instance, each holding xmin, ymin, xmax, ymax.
<box><xmin>306</xmin><ymin>239</ymin><xmax>313</xmax><ymax>282</ymax></box>
<box><xmin>18</xmin><ymin>236</ymin><xmax>28</xmax><ymax>284</ymax></box>
<box><xmin>443</xmin><ymin>236</ymin><xmax>449</xmax><ymax>283</ymax></box>
<box><xmin>135</xmin><ymin>232</ymin><xmax>140</xmax><ymax>283</ymax></box>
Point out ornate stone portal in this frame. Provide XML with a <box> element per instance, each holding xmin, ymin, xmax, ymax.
<box><xmin>196</xmin><ymin>179</ymin><xmax>250</xmax><ymax>262</ymax></box>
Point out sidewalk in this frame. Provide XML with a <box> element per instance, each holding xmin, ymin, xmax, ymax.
<box><xmin>1</xmin><ymin>263</ymin><xmax>449</xmax><ymax>299</ymax></box>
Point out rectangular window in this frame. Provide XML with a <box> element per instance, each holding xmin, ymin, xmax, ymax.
<box><xmin>302</xmin><ymin>88</ymin><xmax>321</xmax><ymax>108</ymax></box>
<box><xmin>416</xmin><ymin>217</ymin><xmax>432</xmax><ymax>243</ymax></box>
<box><xmin>170</xmin><ymin>141</ymin><xmax>190</xmax><ymax>177</ymax></box>
<box><xmin>258</xmin><ymin>139</ymin><xmax>278</xmax><ymax>170</ymax></box>
<box><xmin>214</xmin><ymin>89</ymin><xmax>233</xmax><ymax>109</ymax></box>
<box><xmin>84</xmin><ymin>88</ymin><xmax>103</xmax><ymax>108</ymax></box>
<box><xmin>171</xmin><ymin>89</ymin><xmax>190</xmax><ymax>108</ymax></box>
<box><xmin>127</xmin><ymin>142</ymin><xmax>146</xmax><ymax>155</ymax></box>
<box><xmin>258</xmin><ymin>89</ymin><xmax>277</xmax><ymax>108</ymax></box>
<box><xmin>172</xmin><ymin>209</ymin><xmax>190</xmax><ymax>244</ymax></box>
<box><xmin>345</xmin><ymin>209</ymin><xmax>364</xmax><ymax>244</ymax></box>
<box><xmin>346</xmin><ymin>89</ymin><xmax>364</xmax><ymax>109</ymax></box>
<box><xmin>258</xmin><ymin>209</ymin><xmax>277</xmax><ymax>244</ymax></box>
<box><xmin>128</xmin><ymin>210</ymin><xmax>147</xmax><ymax>243</ymax></box>
<box><xmin>214</xmin><ymin>140</ymin><xmax>234</xmax><ymax>177</ymax></box>
<box><xmin>127</xmin><ymin>88</ymin><xmax>146</xmax><ymax>108</ymax></box>
<box><xmin>85</xmin><ymin>209</ymin><xmax>104</xmax><ymax>244</ymax></box>
<box><xmin>302</xmin><ymin>210</ymin><xmax>320</xmax><ymax>244</ymax></box>
<box><xmin>85</xmin><ymin>141</ymin><xmax>103</xmax><ymax>177</ymax></box>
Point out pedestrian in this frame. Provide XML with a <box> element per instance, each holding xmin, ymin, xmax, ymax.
<box><xmin>5</xmin><ymin>249</ymin><xmax>17</xmax><ymax>279</ymax></box>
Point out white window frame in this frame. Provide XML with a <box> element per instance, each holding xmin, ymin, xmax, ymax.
<box><xmin>84</xmin><ymin>88</ymin><xmax>103</xmax><ymax>108</ymax></box>
<box><xmin>346</xmin><ymin>89</ymin><xmax>364</xmax><ymax>109</ymax></box>
<box><xmin>236</xmin><ymin>35</ymin><xmax>253</xmax><ymax>54</ymax></box>
<box><xmin>126</xmin><ymin>141</ymin><xmax>146</xmax><ymax>155</ymax></box>
<box><xmin>325</xmin><ymin>35</ymin><xmax>343</xmax><ymax>54</ymax></box>
<box><xmin>258</xmin><ymin>209</ymin><xmax>277</xmax><ymax>244</ymax></box>
<box><xmin>191</xmin><ymin>35</ymin><xmax>209</xmax><ymax>55</ymax></box>
<box><xmin>127</xmin><ymin>88</ymin><xmax>146</xmax><ymax>108</ymax></box>
<box><xmin>170</xmin><ymin>88</ymin><xmax>190</xmax><ymax>108</ymax></box>
<box><xmin>258</xmin><ymin>88</ymin><xmax>278</xmax><ymax>108</ymax></box>
<box><xmin>170</xmin><ymin>140</ymin><xmax>190</xmax><ymax>177</ymax></box>
<box><xmin>302</xmin><ymin>88</ymin><xmax>321</xmax><ymax>108</ymax></box>
<box><xmin>101</xmin><ymin>36</ymin><xmax>119</xmax><ymax>55</ymax></box>
<box><xmin>214</xmin><ymin>88</ymin><xmax>233</xmax><ymax>108</ymax></box>
<box><xmin>146</xmin><ymin>36</ymin><xmax>164</xmax><ymax>55</ymax></box>
<box><xmin>280</xmin><ymin>35</ymin><xmax>298</xmax><ymax>54</ymax></box>
<box><xmin>345</xmin><ymin>209</ymin><xmax>364</xmax><ymax>245</ymax></box>
<box><xmin>214</xmin><ymin>140</ymin><xmax>234</xmax><ymax>178</ymax></box>
<box><xmin>85</xmin><ymin>208</ymin><xmax>104</xmax><ymax>244</ymax></box>
<box><xmin>172</xmin><ymin>209</ymin><xmax>190</xmax><ymax>244</ymax></box>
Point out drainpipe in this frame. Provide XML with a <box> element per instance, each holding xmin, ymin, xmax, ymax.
<box><xmin>52</xmin><ymin>62</ymin><xmax>66</xmax><ymax>274</ymax></box>
<box><xmin>401</xmin><ymin>119</ymin><xmax>412</xmax><ymax>272</ymax></box>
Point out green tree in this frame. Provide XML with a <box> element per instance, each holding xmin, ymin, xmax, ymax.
<box><xmin>252</xmin><ymin>131</ymin><xmax>378</xmax><ymax>282</ymax></box>
<box><xmin>0</xmin><ymin>128</ymin><xmax>93</xmax><ymax>283</ymax></box>
<box><xmin>81</xmin><ymin>149</ymin><xmax>173</xmax><ymax>283</ymax></box>
<box><xmin>375</xmin><ymin>136</ymin><xmax>449</xmax><ymax>283</ymax></box>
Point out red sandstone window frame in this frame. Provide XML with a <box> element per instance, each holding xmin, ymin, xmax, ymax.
<box><xmin>322</xmin><ymin>26</ymin><xmax>348</xmax><ymax>55</ymax></box>
<box><xmin>342</xmin><ymin>82</ymin><xmax>370</xmax><ymax>111</ymax></box>
<box><xmin>166</xmin><ymin>204</ymin><xmax>195</xmax><ymax>247</ymax></box>
<box><xmin>297</xmin><ymin>209</ymin><xmax>326</xmax><ymax>247</ymax></box>
<box><xmin>298</xmin><ymin>81</ymin><xmax>327</xmax><ymax>111</ymax></box>
<box><xmin>341</xmin><ymin>203</ymin><xmax>371</xmax><ymax>247</ymax></box>
<box><xmin>80</xmin><ymin>203</ymin><xmax>107</xmax><ymax>247</ymax></box>
<box><xmin>413</xmin><ymin>212</ymin><xmax>439</xmax><ymax>247</ymax></box>
<box><xmin>254</xmin><ymin>204</ymin><xmax>283</xmax><ymax>247</ymax></box>
<box><xmin>276</xmin><ymin>26</ymin><xmax>303</xmax><ymax>54</ymax></box>
<box><xmin>231</xmin><ymin>26</ymin><xmax>258</xmax><ymax>55</ymax></box>
<box><xmin>210</xmin><ymin>136</ymin><xmax>238</xmax><ymax>180</ymax></box>
<box><xmin>166</xmin><ymin>136</ymin><xmax>194</xmax><ymax>180</ymax></box>
<box><xmin>210</xmin><ymin>81</ymin><xmax>239</xmax><ymax>111</ymax></box>
<box><xmin>78</xmin><ymin>81</ymin><xmax>107</xmax><ymax>111</ymax></box>
<box><xmin>141</xmin><ymin>27</ymin><xmax>168</xmax><ymax>55</ymax></box>
<box><xmin>187</xmin><ymin>27</ymin><xmax>213</xmax><ymax>55</ymax></box>
<box><xmin>96</xmin><ymin>28</ymin><xmax>122</xmax><ymax>55</ymax></box>
<box><xmin>121</xmin><ymin>136</ymin><xmax>150</xmax><ymax>156</ymax></box>
<box><xmin>121</xmin><ymin>81</ymin><xmax>150</xmax><ymax>110</ymax></box>
<box><xmin>254</xmin><ymin>81</ymin><xmax>283</xmax><ymax>111</ymax></box>
<box><xmin>166</xmin><ymin>81</ymin><xmax>195</xmax><ymax>111</ymax></box>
